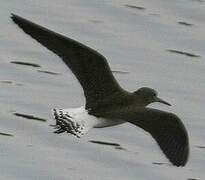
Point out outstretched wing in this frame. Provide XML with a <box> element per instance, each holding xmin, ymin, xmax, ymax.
<box><xmin>132</xmin><ymin>108</ymin><xmax>189</xmax><ymax>166</ymax></box>
<box><xmin>103</xmin><ymin>107</ymin><xmax>189</xmax><ymax>166</ymax></box>
<box><xmin>11</xmin><ymin>14</ymin><xmax>123</xmax><ymax>109</ymax></box>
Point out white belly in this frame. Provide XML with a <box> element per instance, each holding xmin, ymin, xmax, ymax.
<box><xmin>93</xmin><ymin>118</ymin><xmax>125</xmax><ymax>128</ymax></box>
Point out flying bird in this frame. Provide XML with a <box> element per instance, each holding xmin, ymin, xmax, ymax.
<box><xmin>11</xmin><ymin>14</ymin><xmax>189</xmax><ymax>166</ymax></box>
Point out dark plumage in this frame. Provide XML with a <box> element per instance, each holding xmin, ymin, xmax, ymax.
<box><xmin>11</xmin><ymin>14</ymin><xmax>189</xmax><ymax>166</ymax></box>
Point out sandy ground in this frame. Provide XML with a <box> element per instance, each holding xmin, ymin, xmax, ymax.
<box><xmin>0</xmin><ymin>0</ymin><xmax>205</xmax><ymax>179</ymax></box>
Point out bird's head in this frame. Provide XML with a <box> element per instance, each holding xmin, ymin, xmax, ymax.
<box><xmin>134</xmin><ymin>87</ymin><xmax>171</xmax><ymax>106</ymax></box>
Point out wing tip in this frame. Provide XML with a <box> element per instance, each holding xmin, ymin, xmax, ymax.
<box><xmin>10</xmin><ymin>13</ymin><xmax>21</xmax><ymax>25</ymax></box>
<box><xmin>167</xmin><ymin>144</ymin><xmax>189</xmax><ymax>167</ymax></box>
<box><xmin>10</xmin><ymin>13</ymin><xmax>29</xmax><ymax>26</ymax></box>
<box><xmin>10</xmin><ymin>13</ymin><xmax>18</xmax><ymax>20</ymax></box>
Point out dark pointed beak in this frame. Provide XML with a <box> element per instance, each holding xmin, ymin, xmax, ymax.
<box><xmin>155</xmin><ymin>97</ymin><xmax>171</xmax><ymax>106</ymax></box>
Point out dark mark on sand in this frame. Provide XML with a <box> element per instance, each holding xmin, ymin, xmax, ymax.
<box><xmin>90</xmin><ymin>140</ymin><xmax>120</xmax><ymax>146</ymax></box>
<box><xmin>11</xmin><ymin>61</ymin><xmax>41</xmax><ymax>68</ymax></box>
<box><xmin>0</xmin><ymin>132</ymin><xmax>14</xmax><ymax>137</ymax></box>
<box><xmin>37</xmin><ymin>70</ymin><xmax>61</xmax><ymax>75</ymax></box>
<box><xmin>152</xmin><ymin>162</ymin><xmax>169</xmax><ymax>165</ymax></box>
<box><xmin>195</xmin><ymin>145</ymin><xmax>205</xmax><ymax>149</ymax></box>
<box><xmin>125</xmin><ymin>4</ymin><xmax>145</xmax><ymax>10</ymax></box>
<box><xmin>115</xmin><ymin>146</ymin><xmax>127</xmax><ymax>150</ymax></box>
<box><xmin>1</xmin><ymin>80</ymin><xmax>24</xmax><ymax>86</ymax></box>
<box><xmin>90</xmin><ymin>140</ymin><xmax>127</xmax><ymax>151</ymax></box>
<box><xmin>112</xmin><ymin>70</ymin><xmax>129</xmax><ymax>74</ymax></box>
<box><xmin>167</xmin><ymin>49</ymin><xmax>200</xmax><ymax>58</ymax></box>
<box><xmin>178</xmin><ymin>21</ymin><xmax>194</xmax><ymax>26</ymax></box>
<box><xmin>13</xmin><ymin>113</ymin><xmax>47</xmax><ymax>122</ymax></box>
<box><xmin>1</xmin><ymin>80</ymin><xmax>13</xmax><ymax>84</ymax></box>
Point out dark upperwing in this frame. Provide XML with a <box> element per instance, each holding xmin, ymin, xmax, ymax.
<box><xmin>11</xmin><ymin>14</ymin><xmax>124</xmax><ymax>109</ymax></box>
<box><xmin>102</xmin><ymin>107</ymin><xmax>189</xmax><ymax>166</ymax></box>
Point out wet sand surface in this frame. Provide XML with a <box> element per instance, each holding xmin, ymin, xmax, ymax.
<box><xmin>0</xmin><ymin>0</ymin><xmax>205</xmax><ymax>179</ymax></box>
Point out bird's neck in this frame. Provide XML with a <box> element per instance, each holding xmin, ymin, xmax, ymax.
<box><xmin>132</xmin><ymin>94</ymin><xmax>151</xmax><ymax>107</ymax></box>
